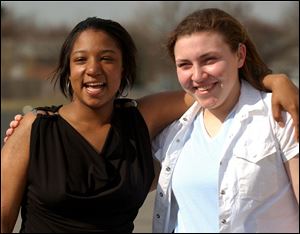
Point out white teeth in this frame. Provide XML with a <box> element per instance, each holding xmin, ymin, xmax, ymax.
<box><xmin>197</xmin><ymin>83</ymin><xmax>214</xmax><ymax>91</ymax></box>
<box><xmin>85</xmin><ymin>82</ymin><xmax>105</xmax><ymax>87</ymax></box>
<box><xmin>198</xmin><ymin>86</ymin><xmax>210</xmax><ymax>91</ymax></box>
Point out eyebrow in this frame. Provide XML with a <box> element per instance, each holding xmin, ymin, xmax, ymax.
<box><xmin>175</xmin><ymin>52</ymin><xmax>217</xmax><ymax>63</ymax></box>
<box><xmin>72</xmin><ymin>49</ymin><xmax>117</xmax><ymax>55</ymax></box>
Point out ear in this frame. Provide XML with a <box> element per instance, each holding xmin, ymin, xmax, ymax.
<box><xmin>237</xmin><ymin>43</ymin><xmax>246</xmax><ymax>68</ymax></box>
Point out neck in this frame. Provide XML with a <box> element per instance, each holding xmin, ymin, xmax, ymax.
<box><xmin>203</xmin><ymin>82</ymin><xmax>240</xmax><ymax>137</ymax></box>
<box><xmin>60</xmin><ymin>100</ymin><xmax>114</xmax><ymax>126</ymax></box>
<box><xmin>205</xmin><ymin>81</ymin><xmax>240</xmax><ymax>123</ymax></box>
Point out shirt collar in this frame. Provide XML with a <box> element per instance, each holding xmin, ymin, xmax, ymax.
<box><xmin>179</xmin><ymin>101</ymin><xmax>201</xmax><ymax>125</ymax></box>
<box><xmin>234</xmin><ymin>80</ymin><xmax>266</xmax><ymax>121</ymax></box>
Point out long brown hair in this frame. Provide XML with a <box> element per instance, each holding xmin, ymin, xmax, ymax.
<box><xmin>167</xmin><ymin>8</ymin><xmax>272</xmax><ymax>91</ymax></box>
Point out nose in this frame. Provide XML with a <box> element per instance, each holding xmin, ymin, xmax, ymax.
<box><xmin>192</xmin><ymin>65</ymin><xmax>208</xmax><ymax>82</ymax></box>
<box><xmin>87</xmin><ymin>59</ymin><xmax>103</xmax><ymax>77</ymax></box>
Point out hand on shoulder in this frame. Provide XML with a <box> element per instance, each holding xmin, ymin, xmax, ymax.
<box><xmin>3</xmin><ymin>113</ymin><xmax>35</xmax><ymax>144</ymax></box>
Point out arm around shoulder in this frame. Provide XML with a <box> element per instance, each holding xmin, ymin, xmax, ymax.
<box><xmin>1</xmin><ymin>112</ymin><xmax>36</xmax><ymax>233</ymax></box>
<box><xmin>137</xmin><ymin>91</ymin><xmax>194</xmax><ymax>139</ymax></box>
<box><xmin>263</xmin><ymin>74</ymin><xmax>299</xmax><ymax>141</ymax></box>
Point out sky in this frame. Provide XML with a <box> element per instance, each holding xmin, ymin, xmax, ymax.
<box><xmin>2</xmin><ymin>1</ymin><xmax>297</xmax><ymax>27</ymax></box>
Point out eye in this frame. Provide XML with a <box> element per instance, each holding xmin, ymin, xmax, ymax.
<box><xmin>177</xmin><ymin>63</ymin><xmax>191</xmax><ymax>70</ymax></box>
<box><xmin>102</xmin><ymin>57</ymin><xmax>114</xmax><ymax>61</ymax></box>
<box><xmin>205</xmin><ymin>57</ymin><xmax>217</xmax><ymax>65</ymax></box>
<box><xmin>99</xmin><ymin>56</ymin><xmax>115</xmax><ymax>63</ymax></box>
<box><xmin>73</xmin><ymin>57</ymin><xmax>86</xmax><ymax>64</ymax></box>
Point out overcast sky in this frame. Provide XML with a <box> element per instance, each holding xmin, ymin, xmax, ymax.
<box><xmin>2</xmin><ymin>1</ymin><xmax>297</xmax><ymax>27</ymax></box>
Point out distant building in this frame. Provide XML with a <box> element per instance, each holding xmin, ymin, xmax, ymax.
<box><xmin>1</xmin><ymin>9</ymin><xmax>69</xmax><ymax>98</ymax></box>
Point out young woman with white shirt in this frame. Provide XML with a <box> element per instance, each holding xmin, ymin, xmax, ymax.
<box><xmin>152</xmin><ymin>8</ymin><xmax>299</xmax><ymax>233</ymax></box>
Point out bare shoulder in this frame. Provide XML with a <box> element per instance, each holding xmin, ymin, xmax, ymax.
<box><xmin>21</xmin><ymin>111</ymin><xmax>37</xmax><ymax>125</ymax></box>
<box><xmin>2</xmin><ymin>112</ymin><xmax>36</xmax><ymax>148</ymax></box>
<box><xmin>18</xmin><ymin>111</ymin><xmax>37</xmax><ymax>127</ymax></box>
<box><xmin>13</xmin><ymin>111</ymin><xmax>37</xmax><ymax>136</ymax></box>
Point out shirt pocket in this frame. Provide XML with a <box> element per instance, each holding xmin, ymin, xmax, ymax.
<box><xmin>233</xmin><ymin>142</ymin><xmax>279</xmax><ymax>201</ymax></box>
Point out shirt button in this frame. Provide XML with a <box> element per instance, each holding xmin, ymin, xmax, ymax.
<box><xmin>220</xmin><ymin>161</ymin><xmax>222</xmax><ymax>166</ymax></box>
<box><xmin>166</xmin><ymin>166</ymin><xmax>171</xmax><ymax>172</ymax></box>
<box><xmin>159</xmin><ymin>192</ymin><xmax>163</xmax><ymax>197</ymax></box>
<box><xmin>220</xmin><ymin>190</ymin><xmax>225</xmax><ymax>195</ymax></box>
<box><xmin>156</xmin><ymin>214</ymin><xmax>160</xmax><ymax>219</ymax></box>
<box><xmin>221</xmin><ymin>219</ymin><xmax>226</xmax><ymax>224</ymax></box>
<box><xmin>183</xmin><ymin>117</ymin><xmax>188</xmax><ymax>121</ymax></box>
<box><xmin>176</xmin><ymin>139</ymin><xmax>180</xmax><ymax>143</ymax></box>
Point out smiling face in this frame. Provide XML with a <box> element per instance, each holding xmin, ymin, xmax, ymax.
<box><xmin>69</xmin><ymin>29</ymin><xmax>123</xmax><ymax>109</ymax></box>
<box><xmin>174</xmin><ymin>31</ymin><xmax>245</xmax><ymax>114</ymax></box>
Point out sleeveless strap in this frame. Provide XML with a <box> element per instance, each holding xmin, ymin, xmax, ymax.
<box><xmin>114</xmin><ymin>98</ymin><xmax>137</xmax><ymax>108</ymax></box>
<box><xmin>33</xmin><ymin>105</ymin><xmax>63</xmax><ymax>116</ymax></box>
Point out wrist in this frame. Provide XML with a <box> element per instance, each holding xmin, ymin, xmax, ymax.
<box><xmin>262</xmin><ymin>73</ymin><xmax>288</xmax><ymax>91</ymax></box>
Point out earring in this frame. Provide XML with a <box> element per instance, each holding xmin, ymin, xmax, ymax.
<box><xmin>119</xmin><ymin>78</ymin><xmax>130</xmax><ymax>97</ymax></box>
<box><xmin>66</xmin><ymin>79</ymin><xmax>71</xmax><ymax>96</ymax></box>
<box><xmin>66</xmin><ymin>80</ymin><xmax>70</xmax><ymax>90</ymax></box>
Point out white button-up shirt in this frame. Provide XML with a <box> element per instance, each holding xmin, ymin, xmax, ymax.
<box><xmin>152</xmin><ymin>80</ymin><xmax>299</xmax><ymax>233</ymax></box>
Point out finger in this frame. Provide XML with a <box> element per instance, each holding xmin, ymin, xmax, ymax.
<box><xmin>14</xmin><ymin>114</ymin><xmax>23</xmax><ymax>121</ymax></box>
<box><xmin>3</xmin><ymin>136</ymin><xmax>8</xmax><ymax>143</ymax></box>
<box><xmin>10</xmin><ymin>121</ymin><xmax>19</xmax><ymax>128</ymax></box>
<box><xmin>272</xmin><ymin>103</ymin><xmax>285</xmax><ymax>127</ymax></box>
<box><xmin>290</xmin><ymin>109</ymin><xmax>299</xmax><ymax>142</ymax></box>
<box><xmin>6</xmin><ymin>128</ymin><xmax>13</xmax><ymax>136</ymax></box>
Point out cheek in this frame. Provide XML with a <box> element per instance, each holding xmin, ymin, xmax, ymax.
<box><xmin>109</xmin><ymin>68</ymin><xmax>122</xmax><ymax>90</ymax></box>
<box><xmin>113</xmin><ymin>66</ymin><xmax>122</xmax><ymax>82</ymax></box>
<box><xmin>207</xmin><ymin>62</ymin><xmax>226</xmax><ymax>77</ymax></box>
<box><xmin>69</xmin><ymin>64</ymin><xmax>85</xmax><ymax>78</ymax></box>
<box><xmin>177</xmin><ymin>68</ymin><xmax>191</xmax><ymax>87</ymax></box>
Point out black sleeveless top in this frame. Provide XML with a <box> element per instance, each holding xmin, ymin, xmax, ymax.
<box><xmin>20</xmin><ymin>99</ymin><xmax>154</xmax><ymax>233</ymax></box>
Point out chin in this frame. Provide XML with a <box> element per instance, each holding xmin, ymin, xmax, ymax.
<box><xmin>197</xmin><ymin>98</ymin><xmax>219</xmax><ymax>109</ymax></box>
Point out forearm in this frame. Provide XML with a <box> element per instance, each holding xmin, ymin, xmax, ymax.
<box><xmin>261</xmin><ymin>73</ymin><xmax>290</xmax><ymax>91</ymax></box>
<box><xmin>1</xmin><ymin>147</ymin><xmax>27</xmax><ymax>233</ymax></box>
<box><xmin>262</xmin><ymin>73</ymin><xmax>299</xmax><ymax>141</ymax></box>
<box><xmin>138</xmin><ymin>91</ymin><xmax>194</xmax><ymax>139</ymax></box>
<box><xmin>1</xmin><ymin>211</ymin><xmax>18</xmax><ymax>233</ymax></box>
<box><xmin>1</xmin><ymin>113</ymin><xmax>34</xmax><ymax>233</ymax></box>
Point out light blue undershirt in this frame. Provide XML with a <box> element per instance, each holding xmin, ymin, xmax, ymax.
<box><xmin>172</xmin><ymin>108</ymin><xmax>236</xmax><ymax>233</ymax></box>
